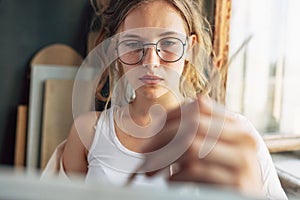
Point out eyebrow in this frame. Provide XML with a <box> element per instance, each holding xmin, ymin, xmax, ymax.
<box><xmin>120</xmin><ymin>31</ymin><xmax>185</xmax><ymax>39</ymax></box>
<box><xmin>120</xmin><ymin>34</ymin><xmax>142</xmax><ymax>39</ymax></box>
<box><xmin>158</xmin><ymin>31</ymin><xmax>184</xmax><ymax>37</ymax></box>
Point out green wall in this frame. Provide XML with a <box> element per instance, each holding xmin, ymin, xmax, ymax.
<box><xmin>0</xmin><ymin>0</ymin><xmax>92</xmax><ymax>165</ymax></box>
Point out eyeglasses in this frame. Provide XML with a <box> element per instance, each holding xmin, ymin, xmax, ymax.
<box><xmin>116</xmin><ymin>37</ymin><xmax>187</xmax><ymax>65</ymax></box>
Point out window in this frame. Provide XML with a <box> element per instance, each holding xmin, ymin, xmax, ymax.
<box><xmin>227</xmin><ymin>0</ymin><xmax>300</xmax><ymax>135</ymax></box>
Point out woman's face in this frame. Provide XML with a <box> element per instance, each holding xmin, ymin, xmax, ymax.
<box><xmin>116</xmin><ymin>0</ymin><xmax>191</xmax><ymax>100</ymax></box>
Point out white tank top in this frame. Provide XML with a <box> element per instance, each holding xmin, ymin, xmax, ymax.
<box><xmin>85</xmin><ymin>107</ymin><xmax>168</xmax><ymax>187</ymax></box>
<box><xmin>85</xmin><ymin>107</ymin><xmax>287</xmax><ymax>199</ymax></box>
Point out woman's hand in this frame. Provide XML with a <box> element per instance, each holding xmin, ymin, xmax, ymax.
<box><xmin>128</xmin><ymin>95</ymin><xmax>262</xmax><ymax>196</ymax></box>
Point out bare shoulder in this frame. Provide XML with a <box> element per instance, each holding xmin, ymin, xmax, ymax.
<box><xmin>62</xmin><ymin>111</ymin><xmax>100</xmax><ymax>175</ymax></box>
<box><xmin>71</xmin><ymin>111</ymin><xmax>101</xmax><ymax>150</ymax></box>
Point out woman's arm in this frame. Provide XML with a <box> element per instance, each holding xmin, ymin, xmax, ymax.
<box><xmin>62</xmin><ymin>112</ymin><xmax>100</xmax><ymax>176</ymax></box>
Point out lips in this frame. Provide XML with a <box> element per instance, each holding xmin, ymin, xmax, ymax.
<box><xmin>139</xmin><ymin>75</ymin><xmax>163</xmax><ymax>84</ymax></box>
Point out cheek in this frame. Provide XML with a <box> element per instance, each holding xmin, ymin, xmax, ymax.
<box><xmin>122</xmin><ymin>64</ymin><xmax>139</xmax><ymax>76</ymax></box>
<box><xmin>163</xmin><ymin>61</ymin><xmax>185</xmax><ymax>88</ymax></box>
<box><xmin>122</xmin><ymin>65</ymin><xmax>145</xmax><ymax>83</ymax></box>
<box><xmin>168</xmin><ymin>60</ymin><xmax>185</xmax><ymax>75</ymax></box>
<box><xmin>122</xmin><ymin>65</ymin><xmax>135</xmax><ymax>81</ymax></box>
<box><xmin>121</xmin><ymin>61</ymin><xmax>133</xmax><ymax>71</ymax></box>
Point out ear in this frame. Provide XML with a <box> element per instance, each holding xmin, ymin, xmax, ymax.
<box><xmin>185</xmin><ymin>34</ymin><xmax>198</xmax><ymax>61</ymax></box>
<box><xmin>189</xmin><ymin>34</ymin><xmax>198</xmax><ymax>49</ymax></box>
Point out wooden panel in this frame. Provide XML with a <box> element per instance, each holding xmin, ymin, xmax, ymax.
<box><xmin>14</xmin><ymin>105</ymin><xmax>28</xmax><ymax>167</ymax></box>
<box><xmin>263</xmin><ymin>135</ymin><xmax>300</xmax><ymax>153</ymax></box>
<box><xmin>40</xmin><ymin>80</ymin><xmax>74</xmax><ymax>169</ymax></box>
<box><xmin>27</xmin><ymin>65</ymin><xmax>79</xmax><ymax>168</ymax></box>
<box><xmin>40</xmin><ymin>79</ymin><xmax>94</xmax><ymax>169</ymax></box>
<box><xmin>31</xmin><ymin>44</ymin><xmax>83</xmax><ymax>67</ymax></box>
<box><xmin>213</xmin><ymin>0</ymin><xmax>232</xmax><ymax>103</ymax></box>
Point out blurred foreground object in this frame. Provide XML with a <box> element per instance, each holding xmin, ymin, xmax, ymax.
<box><xmin>0</xmin><ymin>167</ymin><xmax>258</xmax><ymax>200</ymax></box>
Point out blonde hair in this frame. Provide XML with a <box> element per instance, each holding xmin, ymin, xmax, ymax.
<box><xmin>92</xmin><ymin>0</ymin><xmax>213</xmax><ymax>109</ymax></box>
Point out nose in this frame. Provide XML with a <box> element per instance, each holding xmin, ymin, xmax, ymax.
<box><xmin>142</xmin><ymin>46</ymin><xmax>160</xmax><ymax>69</ymax></box>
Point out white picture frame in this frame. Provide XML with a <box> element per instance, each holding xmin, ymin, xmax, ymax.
<box><xmin>27</xmin><ymin>65</ymin><xmax>79</xmax><ymax>169</ymax></box>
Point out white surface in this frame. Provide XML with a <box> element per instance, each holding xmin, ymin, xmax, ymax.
<box><xmin>276</xmin><ymin>160</ymin><xmax>300</xmax><ymax>180</ymax></box>
<box><xmin>0</xmin><ymin>168</ymin><xmax>257</xmax><ymax>200</ymax></box>
<box><xmin>272</xmin><ymin>153</ymin><xmax>300</xmax><ymax>199</ymax></box>
<box><xmin>273</xmin><ymin>153</ymin><xmax>300</xmax><ymax>184</ymax></box>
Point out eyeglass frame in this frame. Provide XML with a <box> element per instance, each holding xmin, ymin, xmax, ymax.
<box><xmin>115</xmin><ymin>36</ymin><xmax>188</xmax><ymax>65</ymax></box>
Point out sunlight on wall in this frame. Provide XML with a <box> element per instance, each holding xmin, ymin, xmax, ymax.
<box><xmin>227</xmin><ymin>0</ymin><xmax>300</xmax><ymax>134</ymax></box>
<box><xmin>280</xmin><ymin>0</ymin><xmax>300</xmax><ymax>134</ymax></box>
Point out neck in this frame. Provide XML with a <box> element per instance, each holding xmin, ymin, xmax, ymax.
<box><xmin>129</xmin><ymin>91</ymin><xmax>184</xmax><ymax>119</ymax></box>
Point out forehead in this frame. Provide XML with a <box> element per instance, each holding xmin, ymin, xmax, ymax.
<box><xmin>116</xmin><ymin>28</ymin><xmax>187</xmax><ymax>42</ymax></box>
<box><xmin>119</xmin><ymin>0</ymin><xmax>187</xmax><ymax>37</ymax></box>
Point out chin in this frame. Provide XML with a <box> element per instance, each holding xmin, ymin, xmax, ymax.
<box><xmin>136</xmin><ymin>85</ymin><xmax>169</xmax><ymax>100</ymax></box>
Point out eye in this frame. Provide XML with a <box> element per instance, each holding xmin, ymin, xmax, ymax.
<box><xmin>160</xmin><ymin>39</ymin><xmax>177</xmax><ymax>47</ymax></box>
<box><xmin>123</xmin><ymin>41</ymin><xmax>142</xmax><ymax>49</ymax></box>
<box><xmin>159</xmin><ymin>38</ymin><xmax>180</xmax><ymax>48</ymax></box>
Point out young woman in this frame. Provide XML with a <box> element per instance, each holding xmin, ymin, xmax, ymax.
<box><xmin>60</xmin><ymin>0</ymin><xmax>287</xmax><ymax>199</ymax></box>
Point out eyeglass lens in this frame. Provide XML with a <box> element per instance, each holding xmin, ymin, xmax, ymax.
<box><xmin>117</xmin><ymin>37</ymin><xmax>185</xmax><ymax>65</ymax></box>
